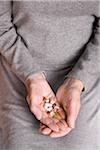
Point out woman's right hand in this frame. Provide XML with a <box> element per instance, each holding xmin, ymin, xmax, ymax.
<box><xmin>25</xmin><ymin>72</ymin><xmax>67</xmax><ymax>133</ymax></box>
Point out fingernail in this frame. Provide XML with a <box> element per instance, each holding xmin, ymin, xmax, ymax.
<box><xmin>42</xmin><ymin>128</ymin><xmax>52</xmax><ymax>135</ymax></box>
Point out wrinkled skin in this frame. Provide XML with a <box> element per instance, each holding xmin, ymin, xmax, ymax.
<box><xmin>39</xmin><ymin>78</ymin><xmax>84</xmax><ymax>138</ymax></box>
<box><xmin>26</xmin><ymin>73</ymin><xmax>83</xmax><ymax>138</ymax></box>
<box><xmin>26</xmin><ymin>73</ymin><xmax>67</xmax><ymax>133</ymax></box>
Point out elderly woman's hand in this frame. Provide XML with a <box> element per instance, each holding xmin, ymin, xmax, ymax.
<box><xmin>25</xmin><ymin>72</ymin><xmax>67</xmax><ymax>133</ymax></box>
<box><xmin>40</xmin><ymin>77</ymin><xmax>84</xmax><ymax>138</ymax></box>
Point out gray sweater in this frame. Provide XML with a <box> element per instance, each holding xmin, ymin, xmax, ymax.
<box><xmin>0</xmin><ymin>0</ymin><xmax>100</xmax><ymax>91</ymax></box>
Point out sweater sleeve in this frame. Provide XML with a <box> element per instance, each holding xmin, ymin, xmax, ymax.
<box><xmin>65</xmin><ymin>16</ymin><xmax>100</xmax><ymax>92</ymax></box>
<box><xmin>0</xmin><ymin>1</ymin><xmax>42</xmax><ymax>86</ymax></box>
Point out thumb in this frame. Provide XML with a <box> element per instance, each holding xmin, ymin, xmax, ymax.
<box><xmin>66</xmin><ymin>102</ymin><xmax>77</xmax><ymax>129</ymax></box>
<box><xmin>67</xmin><ymin>115</ymin><xmax>75</xmax><ymax>129</ymax></box>
<box><xmin>26</xmin><ymin>95</ymin><xmax>42</xmax><ymax>120</ymax></box>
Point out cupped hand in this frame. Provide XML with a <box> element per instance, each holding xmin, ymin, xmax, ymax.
<box><xmin>40</xmin><ymin>77</ymin><xmax>84</xmax><ymax>138</ymax></box>
<box><xmin>25</xmin><ymin>72</ymin><xmax>67</xmax><ymax>132</ymax></box>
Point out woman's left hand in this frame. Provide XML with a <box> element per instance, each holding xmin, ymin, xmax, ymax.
<box><xmin>39</xmin><ymin>77</ymin><xmax>84</xmax><ymax>138</ymax></box>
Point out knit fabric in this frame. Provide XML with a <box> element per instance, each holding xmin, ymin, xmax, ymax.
<box><xmin>0</xmin><ymin>1</ymin><xmax>100</xmax><ymax>150</ymax></box>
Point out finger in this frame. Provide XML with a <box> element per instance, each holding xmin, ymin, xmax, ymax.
<box><xmin>39</xmin><ymin>123</ymin><xmax>46</xmax><ymax>131</ymax></box>
<box><xmin>47</xmin><ymin>121</ymin><xmax>59</xmax><ymax>132</ymax></box>
<box><xmin>50</xmin><ymin>127</ymin><xmax>72</xmax><ymax>138</ymax></box>
<box><xmin>41</xmin><ymin>128</ymin><xmax>52</xmax><ymax>135</ymax></box>
<box><xmin>57</xmin><ymin>121</ymin><xmax>67</xmax><ymax>131</ymax></box>
<box><xmin>39</xmin><ymin>123</ymin><xmax>46</xmax><ymax>129</ymax></box>
<box><xmin>39</xmin><ymin>124</ymin><xmax>51</xmax><ymax>135</ymax></box>
<box><xmin>39</xmin><ymin>123</ymin><xmax>52</xmax><ymax>135</ymax></box>
<box><xmin>53</xmin><ymin>112</ymin><xmax>62</xmax><ymax>120</ymax></box>
<box><xmin>41</xmin><ymin>117</ymin><xmax>59</xmax><ymax>132</ymax></box>
<box><xmin>57</xmin><ymin>108</ymin><xmax>66</xmax><ymax>120</ymax></box>
<box><xmin>60</xmin><ymin>119</ymin><xmax>68</xmax><ymax>128</ymax></box>
<box><xmin>67</xmin><ymin>102</ymin><xmax>77</xmax><ymax>129</ymax></box>
<box><xmin>40</xmin><ymin>126</ymin><xmax>52</xmax><ymax>135</ymax></box>
<box><xmin>40</xmin><ymin>120</ymin><xmax>68</xmax><ymax>136</ymax></box>
<box><xmin>56</xmin><ymin>119</ymin><xmax>68</xmax><ymax>131</ymax></box>
<box><xmin>52</xmin><ymin>118</ymin><xmax>59</xmax><ymax>124</ymax></box>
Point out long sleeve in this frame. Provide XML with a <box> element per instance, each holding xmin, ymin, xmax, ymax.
<box><xmin>0</xmin><ymin>1</ymin><xmax>42</xmax><ymax>85</ymax></box>
<box><xmin>65</xmin><ymin>16</ymin><xmax>100</xmax><ymax>91</ymax></box>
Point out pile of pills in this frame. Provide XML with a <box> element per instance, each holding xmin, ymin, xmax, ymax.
<box><xmin>43</xmin><ymin>98</ymin><xmax>60</xmax><ymax>118</ymax></box>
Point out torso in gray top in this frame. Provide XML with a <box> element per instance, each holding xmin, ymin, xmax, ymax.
<box><xmin>0</xmin><ymin>1</ymin><xmax>100</xmax><ymax>150</ymax></box>
<box><xmin>11</xmin><ymin>1</ymin><xmax>98</xmax><ymax>90</ymax></box>
<box><xmin>12</xmin><ymin>1</ymin><xmax>96</xmax><ymax>71</ymax></box>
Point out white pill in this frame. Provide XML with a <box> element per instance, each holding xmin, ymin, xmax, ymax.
<box><xmin>50</xmin><ymin>111</ymin><xmax>55</xmax><ymax>117</ymax></box>
<box><xmin>45</xmin><ymin>99</ymin><xmax>50</xmax><ymax>103</ymax></box>
<box><xmin>44</xmin><ymin>105</ymin><xmax>48</xmax><ymax>109</ymax></box>
<box><xmin>45</xmin><ymin>103</ymin><xmax>52</xmax><ymax>107</ymax></box>
<box><xmin>46</xmin><ymin>107</ymin><xmax>53</xmax><ymax>111</ymax></box>
<box><xmin>55</xmin><ymin>106</ymin><xmax>60</xmax><ymax>109</ymax></box>
<box><xmin>51</xmin><ymin>101</ymin><xmax>55</xmax><ymax>105</ymax></box>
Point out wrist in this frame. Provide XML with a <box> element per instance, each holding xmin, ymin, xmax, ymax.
<box><xmin>26</xmin><ymin>72</ymin><xmax>45</xmax><ymax>81</ymax></box>
<box><xmin>25</xmin><ymin>72</ymin><xmax>46</xmax><ymax>89</ymax></box>
<box><xmin>64</xmin><ymin>77</ymin><xmax>84</xmax><ymax>93</ymax></box>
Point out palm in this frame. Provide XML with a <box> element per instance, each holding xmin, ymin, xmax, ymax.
<box><xmin>56</xmin><ymin>85</ymin><xmax>81</xmax><ymax>128</ymax></box>
<box><xmin>40</xmin><ymin>78</ymin><xmax>83</xmax><ymax>138</ymax></box>
<box><xmin>26</xmin><ymin>73</ymin><xmax>67</xmax><ymax>132</ymax></box>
